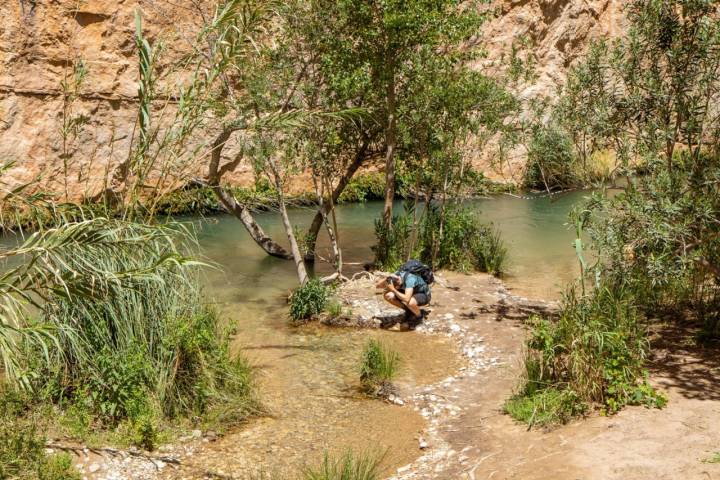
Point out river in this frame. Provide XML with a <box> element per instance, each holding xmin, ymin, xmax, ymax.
<box><xmin>181</xmin><ymin>191</ymin><xmax>585</xmax><ymax>477</ymax></box>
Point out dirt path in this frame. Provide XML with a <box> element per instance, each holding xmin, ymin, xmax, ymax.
<box><xmin>372</xmin><ymin>271</ymin><xmax>720</xmax><ymax>480</ymax></box>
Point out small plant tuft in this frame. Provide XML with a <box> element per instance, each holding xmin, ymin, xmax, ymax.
<box><xmin>302</xmin><ymin>450</ymin><xmax>382</xmax><ymax>480</ymax></box>
<box><xmin>702</xmin><ymin>452</ymin><xmax>720</xmax><ymax>464</ymax></box>
<box><xmin>290</xmin><ymin>278</ymin><xmax>329</xmax><ymax>322</ymax></box>
<box><xmin>325</xmin><ymin>300</ymin><xmax>344</xmax><ymax>318</ymax></box>
<box><xmin>504</xmin><ymin>388</ymin><xmax>587</xmax><ymax>428</ymax></box>
<box><xmin>359</xmin><ymin>339</ymin><xmax>400</xmax><ymax>397</ymax></box>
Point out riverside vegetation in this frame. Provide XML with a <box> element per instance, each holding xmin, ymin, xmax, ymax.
<box><xmin>0</xmin><ymin>201</ymin><xmax>258</xmax><ymax>476</ymax></box>
<box><xmin>3</xmin><ymin>0</ymin><xmax>720</xmax><ymax>477</ymax></box>
<box><xmin>505</xmin><ymin>0</ymin><xmax>720</xmax><ymax>426</ymax></box>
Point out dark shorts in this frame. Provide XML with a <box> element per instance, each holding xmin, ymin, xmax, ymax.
<box><xmin>413</xmin><ymin>292</ymin><xmax>430</xmax><ymax>306</ymax></box>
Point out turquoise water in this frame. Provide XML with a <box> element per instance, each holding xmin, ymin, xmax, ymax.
<box><xmin>196</xmin><ymin>191</ymin><xmax>586</xmax><ymax>301</ymax></box>
<box><xmin>0</xmin><ymin>192</ymin><xmax>587</xmax><ymax>474</ymax></box>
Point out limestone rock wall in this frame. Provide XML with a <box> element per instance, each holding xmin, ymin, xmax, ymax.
<box><xmin>0</xmin><ymin>0</ymin><xmax>625</xmax><ymax>200</ymax></box>
<box><xmin>475</xmin><ymin>0</ymin><xmax>625</xmax><ymax>182</ymax></box>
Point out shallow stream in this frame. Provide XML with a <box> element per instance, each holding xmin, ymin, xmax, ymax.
<box><xmin>185</xmin><ymin>192</ymin><xmax>585</xmax><ymax>477</ymax></box>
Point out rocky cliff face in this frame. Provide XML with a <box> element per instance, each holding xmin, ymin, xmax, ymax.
<box><xmin>476</xmin><ymin>0</ymin><xmax>625</xmax><ymax>181</ymax></box>
<box><xmin>0</xmin><ymin>0</ymin><xmax>625</xmax><ymax>200</ymax></box>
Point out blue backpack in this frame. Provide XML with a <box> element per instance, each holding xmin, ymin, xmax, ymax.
<box><xmin>397</xmin><ymin>259</ymin><xmax>434</xmax><ymax>286</ymax></box>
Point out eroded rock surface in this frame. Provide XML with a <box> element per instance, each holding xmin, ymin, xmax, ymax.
<box><xmin>2</xmin><ymin>0</ymin><xmax>625</xmax><ymax>198</ymax></box>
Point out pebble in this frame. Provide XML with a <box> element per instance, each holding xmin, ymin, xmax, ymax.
<box><xmin>88</xmin><ymin>463</ymin><xmax>101</xmax><ymax>473</ymax></box>
<box><xmin>419</xmin><ymin>438</ymin><xmax>429</xmax><ymax>449</ymax></box>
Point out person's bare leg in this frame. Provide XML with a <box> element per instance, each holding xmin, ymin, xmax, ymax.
<box><xmin>405</xmin><ymin>297</ymin><xmax>420</xmax><ymax>317</ymax></box>
<box><xmin>384</xmin><ymin>292</ymin><xmax>407</xmax><ymax>311</ymax></box>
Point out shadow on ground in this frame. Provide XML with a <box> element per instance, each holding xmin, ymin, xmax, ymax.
<box><xmin>648</xmin><ymin>322</ymin><xmax>720</xmax><ymax>401</ymax></box>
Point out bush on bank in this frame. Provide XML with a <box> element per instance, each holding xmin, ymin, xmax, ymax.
<box><xmin>289</xmin><ymin>278</ymin><xmax>330</xmax><ymax>322</ymax></box>
<box><xmin>1</xmin><ymin>215</ymin><xmax>258</xmax><ymax>451</ymax></box>
<box><xmin>506</xmin><ymin>285</ymin><xmax>666</xmax><ymax>427</ymax></box>
<box><xmin>373</xmin><ymin>203</ymin><xmax>507</xmax><ymax>275</ymax></box>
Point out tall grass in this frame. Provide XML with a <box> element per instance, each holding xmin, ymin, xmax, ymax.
<box><xmin>359</xmin><ymin>339</ymin><xmax>399</xmax><ymax>396</ymax></box>
<box><xmin>302</xmin><ymin>451</ymin><xmax>382</xmax><ymax>480</ymax></box>
<box><xmin>507</xmin><ymin>284</ymin><xmax>666</xmax><ymax>426</ymax></box>
<box><xmin>0</xmin><ymin>209</ymin><xmax>257</xmax><ymax>448</ymax></box>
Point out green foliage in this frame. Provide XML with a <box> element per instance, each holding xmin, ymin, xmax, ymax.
<box><xmin>302</xmin><ymin>451</ymin><xmax>382</xmax><ymax>480</ymax></box>
<box><xmin>504</xmin><ymin>387</ymin><xmax>586</xmax><ymax>428</ymax></box>
<box><xmin>512</xmin><ymin>286</ymin><xmax>666</xmax><ymax>425</ymax></box>
<box><xmin>18</xmin><ymin>222</ymin><xmax>257</xmax><ymax>433</ymax></box>
<box><xmin>338</xmin><ymin>173</ymin><xmax>386</xmax><ymax>203</ymax></box>
<box><xmin>703</xmin><ymin>452</ymin><xmax>720</xmax><ymax>464</ymax></box>
<box><xmin>289</xmin><ymin>279</ymin><xmax>329</xmax><ymax>322</ymax></box>
<box><xmin>420</xmin><ymin>205</ymin><xmax>507</xmax><ymax>274</ymax></box>
<box><xmin>0</xmin><ymin>205</ymin><xmax>257</xmax><ymax>448</ymax></box>
<box><xmin>471</xmin><ymin>225</ymin><xmax>508</xmax><ymax>276</ymax></box>
<box><xmin>587</xmin><ymin>155</ymin><xmax>720</xmax><ymax>336</ymax></box>
<box><xmin>359</xmin><ymin>339</ymin><xmax>399</xmax><ymax>395</ymax></box>
<box><xmin>373</xmin><ymin>204</ymin><xmax>507</xmax><ymax>275</ymax></box>
<box><xmin>81</xmin><ymin>347</ymin><xmax>151</xmax><ymax>424</ymax></box>
<box><xmin>372</xmin><ymin>206</ymin><xmax>416</xmax><ymax>272</ymax></box>
<box><xmin>0</xmin><ymin>393</ymin><xmax>79</xmax><ymax>480</ymax></box>
<box><xmin>325</xmin><ymin>300</ymin><xmax>344</xmax><ymax>318</ymax></box>
<box><xmin>524</xmin><ymin>122</ymin><xmax>578</xmax><ymax>190</ymax></box>
<box><xmin>131</xmin><ymin>411</ymin><xmax>161</xmax><ymax>452</ymax></box>
<box><xmin>510</xmin><ymin>0</ymin><xmax>720</xmax><ymax>422</ymax></box>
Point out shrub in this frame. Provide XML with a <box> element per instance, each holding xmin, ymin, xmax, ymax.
<box><xmin>359</xmin><ymin>339</ymin><xmax>399</xmax><ymax>396</ymax></box>
<box><xmin>338</xmin><ymin>173</ymin><xmax>386</xmax><ymax>203</ymax></box>
<box><xmin>509</xmin><ymin>285</ymin><xmax>666</xmax><ymax>426</ymax></box>
<box><xmin>419</xmin><ymin>205</ymin><xmax>477</xmax><ymax>271</ymax></box>
<box><xmin>302</xmin><ymin>451</ymin><xmax>382</xmax><ymax>480</ymax></box>
<box><xmin>471</xmin><ymin>224</ymin><xmax>507</xmax><ymax>275</ymax></box>
<box><xmin>524</xmin><ymin>122</ymin><xmax>577</xmax><ymax>191</ymax></box>
<box><xmin>290</xmin><ymin>279</ymin><xmax>329</xmax><ymax>321</ymax></box>
<box><xmin>374</xmin><ymin>203</ymin><xmax>508</xmax><ymax>275</ymax></box>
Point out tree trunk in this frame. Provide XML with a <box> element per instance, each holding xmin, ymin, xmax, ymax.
<box><xmin>266</xmin><ymin>157</ymin><xmax>309</xmax><ymax>285</ymax></box>
<box><xmin>325</xmin><ymin>179</ymin><xmax>342</xmax><ymax>278</ymax></box>
<box><xmin>207</xmin><ymin>127</ymin><xmax>292</xmax><ymax>260</ymax></box>
<box><xmin>382</xmin><ymin>71</ymin><xmax>397</xmax><ymax>231</ymax></box>
<box><xmin>211</xmin><ymin>185</ymin><xmax>292</xmax><ymax>259</ymax></box>
<box><xmin>305</xmin><ymin>138</ymin><xmax>370</xmax><ymax>260</ymax></box>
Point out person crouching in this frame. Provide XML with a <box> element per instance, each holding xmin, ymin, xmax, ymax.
<box><xmin>376</xmin><ymin>270</ymin><xmax>431</xmax><ymax>323</ymax></box>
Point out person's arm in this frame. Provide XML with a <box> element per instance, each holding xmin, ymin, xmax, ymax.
<box><xmin>389</xmin><ymin>284</ymin><xmax>414</xmax><ymax>304</ymax></box>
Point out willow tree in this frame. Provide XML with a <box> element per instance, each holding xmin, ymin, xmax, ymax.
<box><xmin>182</xmin><ymin>0</ymin><xmax>368</xmax><ymax>284</ymax></box>
<box><xmin>307</xmin><ymin>0</ymin><xmax>490</xmax><ymax>232</ymax></box>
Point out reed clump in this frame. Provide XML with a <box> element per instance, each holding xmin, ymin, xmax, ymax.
<box><xmin>302</xmin><ymin>451</ymin><xmax>382</xmax><ymax>480</ymax></box>
<box><xmin>359</xmin><ymin>339</ymin><xmax>400</xmax><ymax>397</ymax></box>
<box><xmin>1</xmin><ymin>213</ymin><xmax>258</xmax><ymax>449</ymax></box>
<box><xmin>374</xmin><ymin>204</ymin><xmax>507</xmax><ymax>275</ymax></box>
